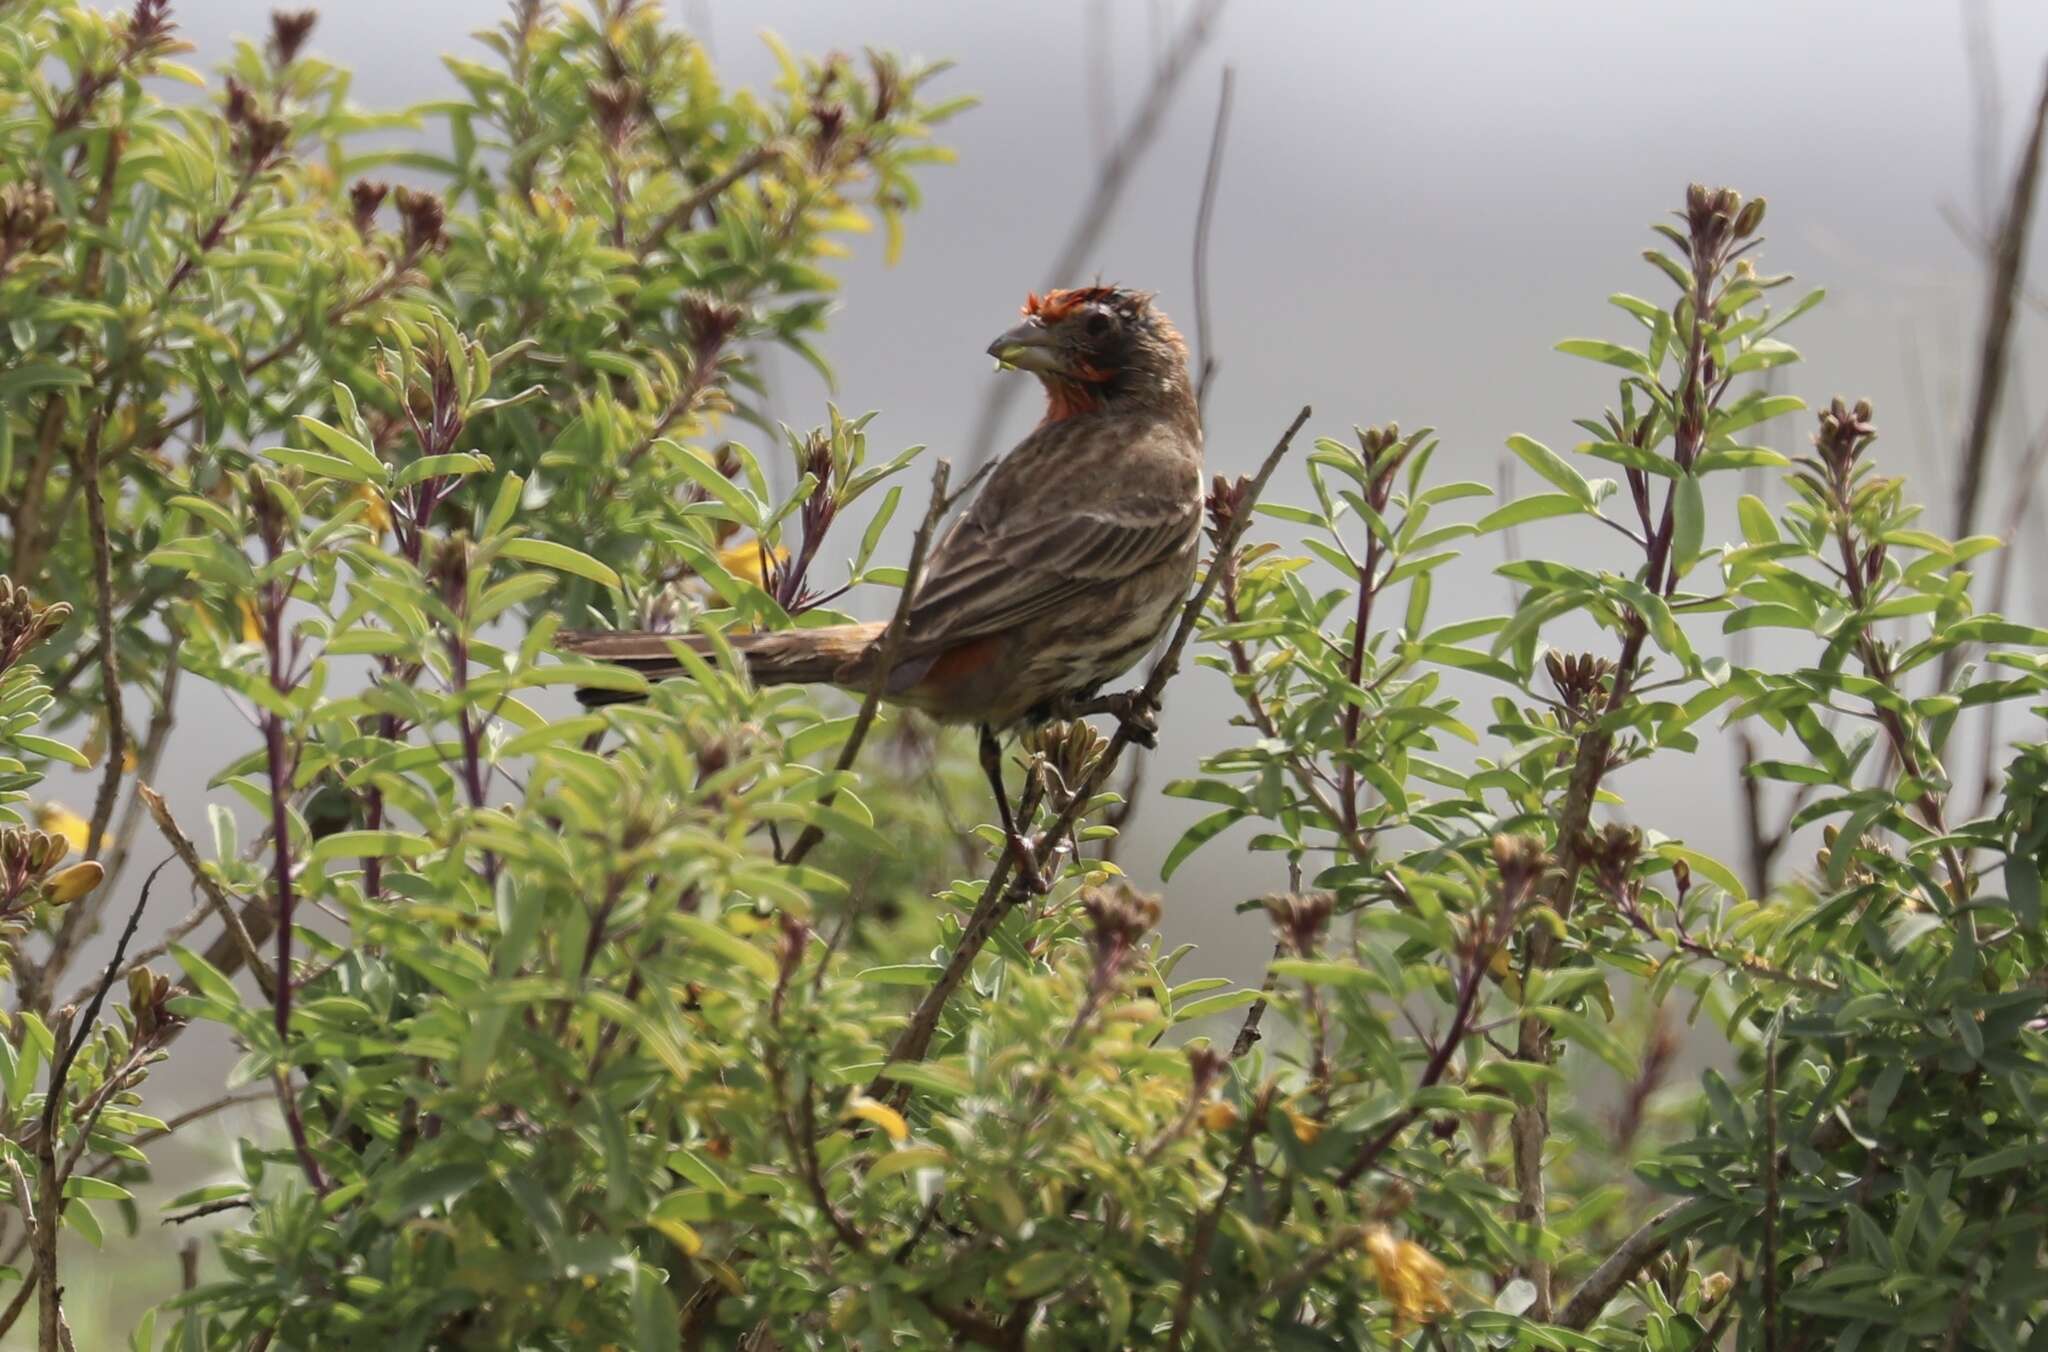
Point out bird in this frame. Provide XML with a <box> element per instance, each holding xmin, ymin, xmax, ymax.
<box><xmin>557</xmin><ymin>284</ymin><xmax>1204</xmax><ymax>885</ymax></box>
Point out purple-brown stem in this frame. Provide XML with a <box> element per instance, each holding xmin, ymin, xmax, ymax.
<box><xmin>1336</xmin><ymin>532</ymin><xmax>1385</xmax><ymax>845</ymax></box>
<box><xmin>256</xmin><ymin>506</ymin><xmax>328</xmax><ymax>1196</ymax></box>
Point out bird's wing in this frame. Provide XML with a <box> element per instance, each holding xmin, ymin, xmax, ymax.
<box><xmin>900</xmin><ymin>413</ymin><xmax>1201</xmax><ymax>649</ymax></box>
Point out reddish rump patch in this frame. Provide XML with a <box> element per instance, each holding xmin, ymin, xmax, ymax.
<box><xmin>914</xmin><ymin>636</ymin><xmax>1002</xmax><ymax>692</ymax></box>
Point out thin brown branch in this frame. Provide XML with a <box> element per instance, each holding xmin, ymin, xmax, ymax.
<box><xmin>138</xmin><ymin>783</ymin><xmax>277</xmax><ymax>996</ymax></box>
<box><xmin>78</xmin><ymin>410</ymin><xmax>125</xmax><ymax>862</ymax></box>
<box><xmin>964</xmin><ymin>0</ymin><xmax>1226</xmax><ymax>468</ymax></box>
<box><xmin>31</xmin><ymin>863</ymin><xmax>161</xmax><ymax>1352</ymax></box>
<box><xmin>1332</xmin><ymin>875</ymin><xmax>1514</xmax><ymax>1190</ymax></box>
<box><xmin>635</xmin><ymin>144</ymin><xmax>780</xmax><ymax>253</ymax></box>
<box><xmin>164</xmin><ymin>1197</ymin><xmax>253</xmax><ymax>1226</ymax></box>
<box><xmin>872</xmin><ymin>404</ymin><xmax>1309</xmax><ymax>1090</ymax></box>
<box><xmin>1191</xmin><ymin>66</ymin><xmax>1232</xmax><ymax>415</ymax></box>
<box><xmin>918</xmin><ymin>1294</ymin><xmax>1011</xmax><ymax>1349</ymax></box>
<box><xmin>1762</xmin><ymin>1022</ymin><xmax>1782</xmax><ymax>1352</ymax></box>
<box><xmin>1228</xmin><ymin>940</ymin><xmax>1286</xmax><ymax>1059</ymax></box>
<box><xmin>1556</xmin><ymin>1200</ymin><xmax>1701</xmax><ymax>1328</ymax></box>
<box><xmin>1950</xmin><ymin>59</ymin><xmax>2048</xmax><ymax>550</ymax></box>
<box><xmin>256</xmin><ymin>524</ymin><xmax>327</xmax><ymax>1197</ymax></box>
<box><xmin>2</xmin><ymin>1156</ymin><xmax>57</xmax><ymax>1352</ymax></box>
<box><xmin>0</xmin><ymin>1259</ymin><xmax>33</xmax><ymax>1344</ymax></box>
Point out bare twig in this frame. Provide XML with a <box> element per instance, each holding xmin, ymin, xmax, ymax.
<box><xmin>138</xmin><ymin>783</ymin><xmax>276</xmax><ymax>996</ymax></box>
<box><xmin>1975</xmin><ymin>410</ymin><xmax>2048</xmax><ymax>809</ymax></box>
<box><xmin>635</xmin><ymin>144</ymin><xmax>780</xmax><ymax>253</ymax></box>
<box><xmin>784</xmin><ymin>457</ymin><xmax>984</xmax><ymax>866</ymax></box>
<box><xmin>1228</xmin><ymin>939</ymin><xmax>1286</xmax><ymax>1059</ymax></box>
<box><xmin>0</xmin><ymin>1258</ymin><xmax>33</xmax><ymax>1343</ymax></box>
<box><xmin>1191</xmin><ymin>67</ymin><xmax>1233</xmax><ymax>415</ymax></box>
<box><xmin>873</xmin><ymin>405</ymin><xmax>1310</xmax><ymax>1090</ymax></box>
<box><xmin>1948</xmin><ymin>60</ymin><xmax>2048</xmax><ymax>558</ymax></box>
<box><xmin>32</xmin><ymin>861</ymin><xmax>162</xmax><ymax>1352</ymax></box>
<box><xmin>256</xmin><ymin>518</ymin><xmax>327</xmax><ymax>1197</ymax></box>
<box><xmin>86</xmin><ymin>649</ymin><xmax>180</xmax><ymax>909</ymax></box>
<box><xmin>78</xmin><ymin>413</ymin><xmax>125</xmax><ymax>862</ymax></box>
<box><xmin>1556</xmin><ymin>1200</ymin><xmax>1704</xmax><ymax>1328</ymax></box>
<box><xmin>964</xmin><ymin>0</ymin><xmax>1226</xmax><ymax>468</ymax></box>
<box><xmin>1762</xmin><ymin>1021</ymin><xmax>1782</xmax><ymax>1352</ymax></box>
<box><xmin>1</xmin><ymin>1157</ymin><xmax>52</xmax><ymax>1351</ymax></box>
<box><xmin>164</xmin><ymin>1197</ymin><xmax>253</xmax><ymax>1226</ymax></box>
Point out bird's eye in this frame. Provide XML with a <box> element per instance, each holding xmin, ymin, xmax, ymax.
<box><xmin>1085</xmin><ymin>311</ymin><xmax>1114</xmax><ymax>337</ymax></box>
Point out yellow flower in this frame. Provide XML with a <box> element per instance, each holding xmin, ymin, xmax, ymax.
<box><xmin>353</xmin><ymin>484</ymin><xmax>393</xmax><ymax>535</ymax></box>
<box><xmin>1364</xmin><ymin>1226</ymin><xmax>1451</xmax><ymax>1328</ymax></box>
<box><xmin>844</xmin><ymin>1095</ymin><xmax>909</xmax><ymax>1143</ymax></box>
<box><xmin>46</xmin><ymin>861</ymin><xmax>104</xmax><ymax>906</ymax></box>
<box><xmin>1283</xmin><ymin>1103</ymin><xmax>1322</xmax><ymax>1146</ymax></box>
<box><xmin>34</xmin><ymin>804</ymin><xmax>88</xmax><ymax>855</ymax></box>
<box><xmin>716</xmin><ymin>537</ymin><xmax>788</xmax><ymax>588</ymax></box>
<box><xmin>1198</xmin><ymin>1100</ymin><xmax>1239</xmax><ymax>1132</ymax></box>
<box><xmin>236</xmin><ymin>595</ymin><xmax>264</xmax><ymax>644</ymax></box>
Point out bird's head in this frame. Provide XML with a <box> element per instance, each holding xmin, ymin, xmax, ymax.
<box><xmin>987</xmin><ymin>285</ymin><xmax>1192</xmax><ymax>421</ymax></box>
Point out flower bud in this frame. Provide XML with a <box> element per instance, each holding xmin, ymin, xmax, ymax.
<box><xmin>46</xmin><ymin>861</ymin><xmax>104</xmax><ymax>906</ymax></box>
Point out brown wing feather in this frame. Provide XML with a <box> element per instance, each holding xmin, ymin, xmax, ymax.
<box><xmin>899</xmin><ymin>413</ymin><xmax>1200</xmax><ymax>650</ymax></box>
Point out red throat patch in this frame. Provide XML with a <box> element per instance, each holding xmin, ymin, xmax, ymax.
<box><xmin>1042</xmin><ymin>380</ymin><xmax>1102</xmax><ymax>423</ymax></box>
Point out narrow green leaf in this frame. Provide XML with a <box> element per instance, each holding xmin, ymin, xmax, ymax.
<box><xmin>500</xmin><ymin>538</ymin><xmax>622</xmax><ymax>590</ymax></box>
<box><xmin>1505</xmin><ymin>434</ymin><xmax>1593</xmax><ymax>506</ymax></box>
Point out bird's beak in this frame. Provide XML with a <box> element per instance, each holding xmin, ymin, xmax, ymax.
<box><xmin>987</xmin><ymin>319</ymin><xmax>1064</xmax><ymax>374</ymax></box>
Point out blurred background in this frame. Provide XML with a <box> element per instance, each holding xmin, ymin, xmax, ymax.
<box><xmin>27</xmin><ymin>0</ymin><xmax>2048</xmax><ymax>1334</ymax></box>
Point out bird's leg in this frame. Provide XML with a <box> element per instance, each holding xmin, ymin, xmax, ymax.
<box><xmin>1053</xmin><ymin>688</ymin><xmax>1160</xmax><ymax>748</ymax></box>
<box><xmin>979</xmin><ymin>724</ymin><xmax>1049</xmax><ymax>894</ymax></box>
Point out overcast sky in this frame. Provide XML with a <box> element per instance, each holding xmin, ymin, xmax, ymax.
<box><xmin>87</xmin><ymin>0</ymin><xmax>2048</xmax><ymax>983</ymax></box>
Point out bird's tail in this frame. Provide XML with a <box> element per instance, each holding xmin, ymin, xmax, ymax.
<box><xmin>556</xmin><ymin>623</ymin><xmax>885</xmax><ymax>706</ymax></box>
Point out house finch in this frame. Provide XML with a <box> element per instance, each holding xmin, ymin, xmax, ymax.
<box><xmin>558</xmin><ymin>284</ymin><xmax>1202</xmax><ymax>879</ymax></box>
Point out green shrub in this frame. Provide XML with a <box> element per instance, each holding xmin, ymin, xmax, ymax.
<box><xmin>2</xmin><ymin>4</ymin><xmax>2046</xmax><ymax>1350</ymax></box>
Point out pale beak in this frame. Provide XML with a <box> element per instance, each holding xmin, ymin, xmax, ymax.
<box><xmin>987</xmin><ymin>319</ymin><xmax>1064</xmax><ymax>374</ymax></box>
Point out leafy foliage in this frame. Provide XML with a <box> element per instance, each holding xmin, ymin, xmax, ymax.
<box><xmin>0</xmin><ymin>5</ymin><xmax>2045</xmax><ymax>1350</ymax></box>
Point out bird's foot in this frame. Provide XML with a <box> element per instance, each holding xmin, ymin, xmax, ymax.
<box><xmin>1057</xmin><ymin>688</ymin><xmax>1160</xmax><ymax>748</ymax></box>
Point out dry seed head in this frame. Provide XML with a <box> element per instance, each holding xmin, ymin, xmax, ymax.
<box><xmin>0</xmin><ymin>184</ymin><xmax>62</xmax><ymax>255</ymax></box>
<box><xmin>1205</xmin><ymin>472</ymin><xmax>1250</xmax><ymax>542</ymax></box>
<box><xmin>1490</xmin><ymin>832</ymin><xmax>1548</xmax><ymax>896</ymax></box>
<box><xmin>348</xmin><ymin>179</ymin><xmax>390</xmax><ymax>236</ymax></box>
<box><xmin>1021</xmin><ymin>719</ymin><xmax>1107</xmax><ymax>800</ymax></box>
<box><xmin>1585</xmin><ymin>823</ymin><xmax>1643</xmax><ymax>897</ymax></box>
<box><xmin>587</xmin><ymin>78</ymin><xmax>641</xmax><ymax>146</ymax></box>
<box><xmin>268</xmin><ymin>9</ymin><xmax>317</xmax><ymax>65</ymax></box>
<box><xmin>1186</xmin><ymin>1043</ymin><xmax>1227</xmax><ymax>1097</ymax></box>
<box><xmin>394</xmin><ymin>186</ymin><xmax>448</xmax><ymax>254</ymax></box>
<box><xmin>1081</xmin><ymin>881</ymin><xmax>1162</xmax><ymax>952</ymax></box>
<box><xmin>1265</xmin><ymin>890</ymin><xmax>1334</xmax><ymax>956</ymax></box>
<box><xmin>1544</xmin><ymin>650</ymin><xmax>1614</xmax><ymax>719</ymax></box>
